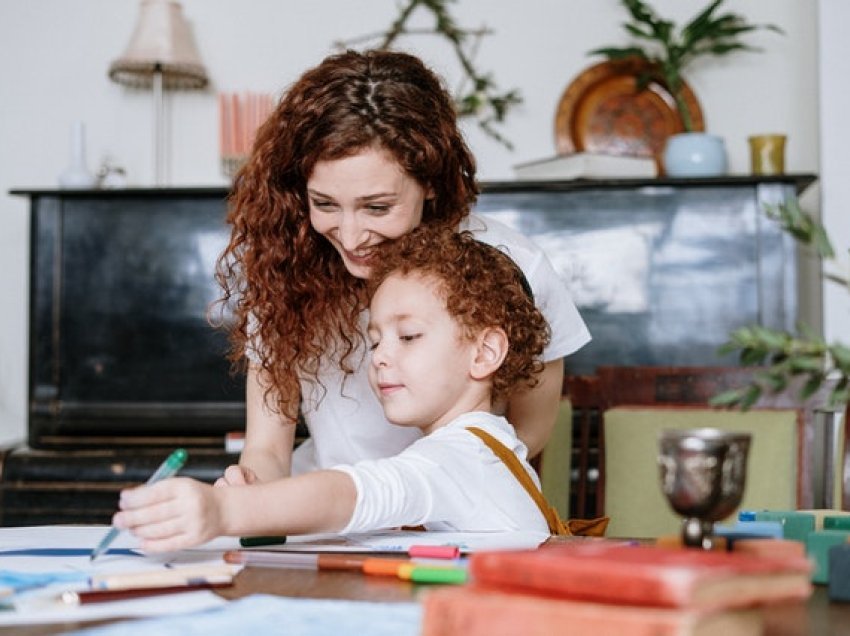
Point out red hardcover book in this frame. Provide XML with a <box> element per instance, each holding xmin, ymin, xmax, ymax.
<box><xmin>421</xmin><ymin>587</ymin><xmax>764</xmax><ymax>636</ymax></box>
<box><xmin>469</xmin><ymin>542</ymin><xmax>812</xmax><ymax>611</ymax></box>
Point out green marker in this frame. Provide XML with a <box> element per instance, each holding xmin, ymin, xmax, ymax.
<box><xmin>398</xmin><ymin>563</ymin><xmax>468</xmax><ymax>585</ymax></box>
<box><xmin>239</xmin><ymin>536</ymin><xmax>288</xmax><ymax>548</ymax></box>
<box><xmin>90</xmin><ymin>448</ymin><xmax>188</xmax><ymax>561</ymax></box>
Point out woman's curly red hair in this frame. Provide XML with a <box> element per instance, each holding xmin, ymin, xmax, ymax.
<box><xmin>214</xmin><ymin>50</ymin><xmax>479</xmax><ymax>418</ymax></box>
<box><xmin>368</xmin><ymin>228</ymin><xmax>551</xmax><ymax>401</ymax></box>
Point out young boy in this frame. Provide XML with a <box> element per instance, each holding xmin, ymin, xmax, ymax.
<box><xmin>114</xmin><ymin>227</ymin><xmax>555</xmax><ymax>552</ymax></box>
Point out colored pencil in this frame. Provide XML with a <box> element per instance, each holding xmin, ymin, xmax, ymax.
<box><xmin>61</xmin><ymin>581</ymin><xmax>232</xmax><ymax>605</ymax></box>
<box><xmin>91</xmin><ymin>564</ymin><xmax>239</xmax><ymax>590</ymax></box>
<box><xmin>223</xmin><ymin>550</ymin><xmax>370</xmax><ymax>571</ymax></box>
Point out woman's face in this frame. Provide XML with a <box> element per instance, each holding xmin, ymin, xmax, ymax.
<box><xmin>308</xmin><ymin>147</ymin><xmax>430</xmax><ymax>279</ymax></box>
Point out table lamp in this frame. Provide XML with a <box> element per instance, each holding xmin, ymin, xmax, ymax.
<box><xmin>108</xmin><ymin>0</ymin><xmax>208</xmax><ymax>185</ymax></box>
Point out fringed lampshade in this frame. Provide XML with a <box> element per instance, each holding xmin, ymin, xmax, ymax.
<box><xmin>108</xmin><ymin>0</ymin><xmax>208</xmax><ymax>184</ymax></box>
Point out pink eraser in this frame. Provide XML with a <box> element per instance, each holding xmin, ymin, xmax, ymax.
<box><xmin>408</xmin><ymin>544</ymin><xmax>461</xmax><ymax>559</ymax></box>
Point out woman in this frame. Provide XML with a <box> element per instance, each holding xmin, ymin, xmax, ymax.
<box><xmin>215</xmin><ymin>48</ymin><xmax>590</xmax><ymax>487</ymax></box>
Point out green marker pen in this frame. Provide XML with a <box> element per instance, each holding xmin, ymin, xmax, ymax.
<box><xmin>397</xmin><ymin>563</ymin><xmax>468</xmax><ymax>585</ymax></box>
<box><xmin>90</xmin><ymin>448</ymin><xmax>188</xmax><ymax>561</ymax></box>
<box><xmin>239</xmin><ymin>536</ymin><xmax>288</xmax><ymax>548</ymax></box>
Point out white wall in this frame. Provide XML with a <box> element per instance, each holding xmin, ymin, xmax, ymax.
<box><xmin>818</xmin><ymin>0</ymin><xmax>850</xmax><ymax>351</ymax></box>
<box><xmin>0</xmin><ymin>1</ymin><xmax>828</xmax><ymax>446</ymax></box>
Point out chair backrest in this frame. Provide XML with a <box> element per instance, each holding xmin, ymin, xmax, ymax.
<box><xmin>598</xmin><ymin>367</ymin><xmax>845</xmax><ymax>536</ymax></box>
<box><xmin>604</xmin><ymin>405</ymin><xmax>798</xmax><ymax>538</ymax></box>
<box><xmin>563</xmin><ymin>366</ymin><xmax>846</xmax><ymax>533</ymax></box>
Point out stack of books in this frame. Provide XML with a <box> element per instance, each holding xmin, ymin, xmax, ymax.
<box><xmin>421</xmin><ymin>541</ymin><xmax>812</xmax><ymax>636</ymax></box>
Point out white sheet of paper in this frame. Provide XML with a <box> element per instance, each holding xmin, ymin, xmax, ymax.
<box><xmin>66</xmin><ymin>594</ymin><xmax>421</xmax><ymax>636</ymax></box>
<box><xmin>2</xmin><ymin>590</ymin><xmax>227</xmax><ymax>626</ymax></box>
<box><xmin>0</xmin><ymin>525</ymin><xmax>232</xmax><ymax>626</ymax></box>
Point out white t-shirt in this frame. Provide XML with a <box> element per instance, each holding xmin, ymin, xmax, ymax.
<box><xmin>286</xmin><ymin>213</ymin><xmax>591</xmax><ymax>473</ymax></box>
<box><xmin>331</xmin><ymin>412</ymin><xmax>550</xmax><ymax>533</ymax></box>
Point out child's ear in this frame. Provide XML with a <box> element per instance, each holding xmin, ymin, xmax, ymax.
<box><xmin>470</xmin><ymin>327</ymin><xmax>508</xmax><ymax>380</ymax></box>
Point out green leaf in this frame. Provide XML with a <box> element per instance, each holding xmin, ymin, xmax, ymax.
<box><xmin>831</xmin><ymin>344</ymin><xmax>850</xmax><ymax>372</ymax></box>
<box><xmin>788</xmin><ymin>356</ymin><xmax>826</xmax><ymax>373</ymax></box>
<box><xmin>740</xmin><ymin>348</ymin><xmax>768</xmax><ymax>366</ymax></box>
<box><xmin>682</xmin><ymin>0</ymin><xmax>725</xmax><ymax>42</ymax></box>
<box><xmin>623</xmin><ymin>0</ymin><xmax>658</xmax><ymax>27</ymax></box>
<box><xmin>624</xmin><ymin>24</ymin><xmax>654</xmax><ymax>40</ymax></box>
<box><xmin>831</xmin><ymin>384</ymin><xmax>850</xmax><ymax>407</ymax></box>
<box><xmin>739</xmin><ymin>384</ymin><xmax>762</xmax><ymax>411</ymax></box>
<box><xmin>709</xmin><ymin>387</ymin><xmax>748</xmax><ymax>408</ymax></box>
<box><xmin>811</xmin><ymin>224</ymin><xmax>836</xmax><ymax>259</ymax></box>
<box><xmin>705</xmin><ymin>43</ymin><xmax>753</xmax><ymax>56</ymax></box>
<box><xmin>763</xmin><ymin>372</ymin><xmax>788</xmax><ymax>393</ymax></box>
<box><xmin>589</xmin><ymin>46</ymin><xmax>649</xmax><ymax>61</ymax></box>
<box><xmin>757</xmin><ymin>328</ymin><xmax>789</xmax><ymax>350</ymax></box>
<box><xmin>801</xmin><ymin>373</ymin><xmax>825</xmax><ymax>400</ymax></box>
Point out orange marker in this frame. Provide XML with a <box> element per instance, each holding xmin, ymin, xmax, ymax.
<box><xmin>362</xmin><ymin>558</ymin><xmax>407</xmax><ymax>576</ymax></box>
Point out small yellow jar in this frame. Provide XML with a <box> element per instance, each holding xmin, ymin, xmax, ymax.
<box><xmin>748</xmin><ymin>134</ymin><xmax>787</xmax><ymax>175</ymax></box>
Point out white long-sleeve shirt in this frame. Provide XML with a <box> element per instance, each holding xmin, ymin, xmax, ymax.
<box><xmin>290</xmin><ymin>213</ymin><xmax>591</xmax><ymax>474</ymax></box>
<box><xmin>330</xmin><ymin>412</ymin><xmax>550</xmax><ymax>534</ymax></box>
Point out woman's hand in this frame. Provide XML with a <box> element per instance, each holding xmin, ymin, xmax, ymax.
<box><xmin>113</xmin><ymin>477</ymin><xmax>227</xmax><ymax>553</ymax></box>
<box><xmin>214</xmin><ymin>464</ymin><xmax>259</xmax><ymax>487</ymax></box>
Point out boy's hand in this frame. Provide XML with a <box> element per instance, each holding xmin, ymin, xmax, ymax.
<box><xmin>113</xmin><ymin>477</ymin><xmax>226</xmax><ymax>552</ymax></box>
<box><xmin>214</xmin><ymin>464</ymin><xmax>258</xmax><ymax>488</ymax></box>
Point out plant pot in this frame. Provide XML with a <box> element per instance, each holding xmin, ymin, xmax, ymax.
<box><xmin>663</xmin><ymin>132</ymin><xmax>727</xmax><ymax>177</ymax></box>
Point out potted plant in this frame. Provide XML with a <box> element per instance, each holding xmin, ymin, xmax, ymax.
<box><xmin>335</xmin><ymin>0</ymin><xmax>521</xmax><ymax>149</ymax></box>
<box><xmin>590</xmin><ymin>0</ymin><xmax>781</xmax><ymax>176</ymax></box>
<box><xmin>711</xmin><ymin>202</ymin><xmax>849</xmax><ymax>410</ymax></box>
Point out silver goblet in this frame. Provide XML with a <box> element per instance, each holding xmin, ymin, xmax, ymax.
<box><xmin>657</xmin><ymin>428</ymin><xmax>751</xmax><ymax>549</ymax></box>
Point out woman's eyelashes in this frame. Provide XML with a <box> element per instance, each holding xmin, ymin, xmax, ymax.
<box><xmin>310</xmin><ymin>198</ymin><xmax>336</xmax><ymax>211</ymax></box>
<box><xmin>308</xmin><ymin>198</ymin><xmax>393</xmax><ymax>214</ymax></box>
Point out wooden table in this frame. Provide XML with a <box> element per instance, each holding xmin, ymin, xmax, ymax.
<box><xmin>4</xmin><ymin>565</ymin><xmax>850</xmax><ymax>636</ymax></box>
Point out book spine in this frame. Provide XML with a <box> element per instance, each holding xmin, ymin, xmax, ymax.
<box><xmin>420</xmin><ymin>587</ymin><xmax>763</xmax><ymax>636</ymax></box>
<box><xmin>469</xmin><ymin>552</ymin><xmax>689</xmax><ymax>607</ymax></box>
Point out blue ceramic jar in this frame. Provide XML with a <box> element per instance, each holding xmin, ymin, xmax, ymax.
<box><xmin>663</xmin><ymin>133</ymin><xmax>727</xmax><ymax>177</ymax></box>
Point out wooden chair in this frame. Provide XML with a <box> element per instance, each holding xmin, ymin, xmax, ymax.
<box><xmin>559</xmin><ymin>366</ymin><xmax>846</xmax><ymax>535</ymax></box>
<box><xmin>560</xmin><ymin>374</ymin><xmax>605</xmax><ymax>519</ymax></box>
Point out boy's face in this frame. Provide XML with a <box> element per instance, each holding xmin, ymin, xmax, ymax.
<box><xmin>367</xmin><ymin>272</ymin><xmax>485</xmax><ymax>433</ymax></box>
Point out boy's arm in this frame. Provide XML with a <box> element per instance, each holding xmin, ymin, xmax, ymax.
<box><xmin>115</xmin><ymin>470</ymin><xmax>357</xmax><ymax>553</ymax></box>
<box><xmin>221</xmin><ymin>470</ymin><xmax>357</xmax><ymax>537</ymax></box>
<box><xmin>505</xmin><ymin>358</ymin><xmax>564</xmax><ymax>458</ymax></box>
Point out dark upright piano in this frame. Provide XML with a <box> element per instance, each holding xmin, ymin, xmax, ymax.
<box><xmin>2</xmin><ymin>188</ymin><xmax>244</xmax><ymax>525</ymax></box>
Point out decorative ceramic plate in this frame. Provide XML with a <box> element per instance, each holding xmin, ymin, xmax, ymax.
<box><xmin>554</xmin><ymin>59</ymin><xmax>704</xmax><ymax>161</ymax></box>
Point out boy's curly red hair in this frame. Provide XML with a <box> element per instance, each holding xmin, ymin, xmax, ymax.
<box><xmin>368</xmin><ymin>227</ymin><xmax>551</xmax><ymax>401</ymax></box>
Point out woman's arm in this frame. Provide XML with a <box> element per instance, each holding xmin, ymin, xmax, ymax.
<box><xmin>219</xmin><ymin>364</ymin><xmax>297</xmax><ymax>484</ymax></box>
<box><xmin>505</xmin><ymin>358</ymin><xmax>564</xmax><ymax>458</ymax></box>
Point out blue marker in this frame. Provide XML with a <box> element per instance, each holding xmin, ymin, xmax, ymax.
<box><xmin>89</xmin><ymin>448</ymin><xmax>188</xmax><ymax>561</ymax></box>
